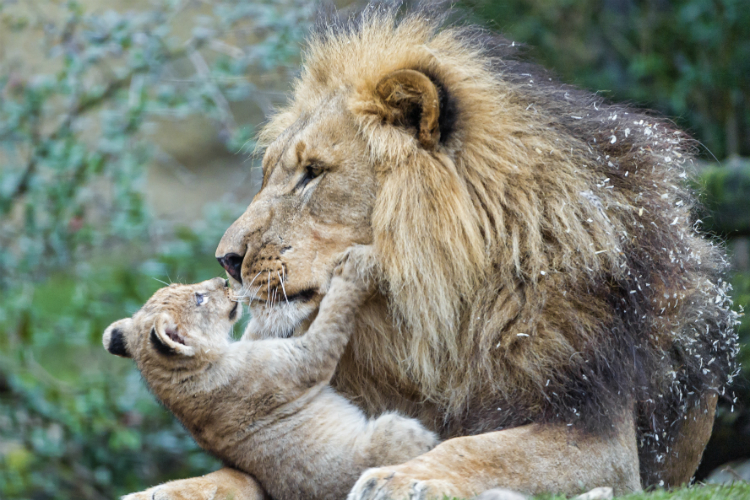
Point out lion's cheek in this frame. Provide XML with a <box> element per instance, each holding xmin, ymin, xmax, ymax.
<box><xmin>282</xmin><ymin>222</ymin><xmax>372</xmax><ymax>292</ymax></box>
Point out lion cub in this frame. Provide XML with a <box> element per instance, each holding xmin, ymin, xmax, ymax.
<box><xmin>102</xmin><ymin>259</ymin><xmax>438</xmax><ymax>500</ymax></box>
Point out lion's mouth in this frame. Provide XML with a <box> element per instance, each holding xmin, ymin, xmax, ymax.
<box><xmin>246</xmin><ymin>289</ymin><xmax>320</xmax><ymax>340</ymax></box>
<box><xmin>284</xmin><ymin>288</ymin><xmax>317</xmax><ymax>303</ymax></box>
<box><xmin>249</xmin><ymin>287</ymin><xmax>318</xmax><ymax>304</ymax></box>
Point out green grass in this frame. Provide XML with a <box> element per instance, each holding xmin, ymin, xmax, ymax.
<box><xmin>618</xmin><ymin>483</ymin><xmax>750</xmax><ymax>500</ymax></box>
<box><xmin>526</xmin><ymin>482</ymin><xmax>750</xmax><ymax>500</ymax></box>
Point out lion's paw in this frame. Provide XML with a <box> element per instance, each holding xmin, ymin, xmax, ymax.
<box><xmin>348</xmin><ymin>468</ymin><xmax>458</xmax><ymax>500</ymax></box>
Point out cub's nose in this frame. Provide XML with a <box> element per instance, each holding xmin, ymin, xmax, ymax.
<box><xmin>217</xmin><ymin>253</ymin><xmax>244</xmax><ymax>284</ymax></box>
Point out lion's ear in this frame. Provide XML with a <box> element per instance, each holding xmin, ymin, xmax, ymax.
<box><xmin>374</xmin><ymin>69</ymin><xmax>441</xmax><ymax>150</ymax></box>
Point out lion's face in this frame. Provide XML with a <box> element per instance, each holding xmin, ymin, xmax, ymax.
<box><xmin>216</xmin><ymin>97</ymin><xmax>377</xmax><ymax>337</ymax></box>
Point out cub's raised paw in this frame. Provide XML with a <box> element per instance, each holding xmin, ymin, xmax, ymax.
<box><xmin>348</xmin><ymin>468</ymin><xmax>460</xmax><ymax>500</ymax></box>
<box><xmin>332</xmin><ymin>244</ymin><xmax>377</xmax><ymax>291</ymax></box>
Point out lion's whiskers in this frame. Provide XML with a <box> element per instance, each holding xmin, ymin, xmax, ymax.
<box><xmin>278</xmin><ymin>271</ymin><xmax>289</xmax><ymax>305</ymax></box>
<box><xmin>266</xmin><ymin>271</ymin><xmax>271</xmax><ymax>308</ymax></box>
<box><xmin>246</xmin><ymin>285</ymin><xmax>261</xmax><ymax>304</ymax></box>
<box><xmin>236</xmin><ymin>269</ymin><xmax>291</xmax><ymax>308</ymax></box>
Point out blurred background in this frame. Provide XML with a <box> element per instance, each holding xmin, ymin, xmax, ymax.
<box><xmin>0</xmin><ymin>0</ymin><xmax>747</xmax><ymax>498</ymax></box>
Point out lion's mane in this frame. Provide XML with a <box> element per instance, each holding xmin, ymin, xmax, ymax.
<box><xmin>258</xmin><ymin>5</ymin><xmax>739</xmax><ymax>487</ymax></box>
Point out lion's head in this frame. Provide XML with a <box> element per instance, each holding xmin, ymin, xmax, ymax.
<box><xmin>216</xmin><ymin>91</ymin><xmax>376</xmax><ymax>338</ymax></box>
<box><xmin>216</xmin><ymin>7</ymin><xmax>738</xmax><ymax>487</ymax></box>
<box><xmin>218</xmin><ymin>5</ymin><xmax>631</xmax><ymax>402</ymax></box>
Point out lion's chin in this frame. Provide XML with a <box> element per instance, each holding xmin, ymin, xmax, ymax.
<box><xmin>246</xmin><ymin>300</ymin><xmax>318</xmax><ymax>339</ymax></box>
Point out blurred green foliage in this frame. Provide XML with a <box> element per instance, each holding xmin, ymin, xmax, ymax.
<box><xmin>694</xmin><ymin>160</ymin><xmax>750</xmax><ymax>360</ymax></box>
<box><xmin>696</xmin><ymin>159</ymin><xmax>750</xmax><ymax>475</ymax></box>
<box><xmin>698</xmin><ymin>159</ymin><xmax>750</xmax><ymax>237</ymax></box>
<box><xmin>0</xmin><ymin>202</ymin><xmax>248</xmax><ymax>499</ymax></box>
<box><xmin>0</xmin><ymin>0</ymin><xmax>310</xmax><ymax>498</ymax></box>
<box><xmin>460</xmin><ymin>0</ymin><xmax>750</xmax><ymax>160</ymax></box>
<box><xmin>0</xmin><ymin>0</ymin><xmax>748</xmax><ymax>498</ymax></box>
<box><xmin>0</xmin><ymin>0</ymin><xmax>313</xmax><ymax>288</ymax></box>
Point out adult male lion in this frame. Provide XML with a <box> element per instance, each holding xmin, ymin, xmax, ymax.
<box><xmin>127</xmin><ymin>6</ymin><xmax>738</xmax><ymax>500</ymax></box>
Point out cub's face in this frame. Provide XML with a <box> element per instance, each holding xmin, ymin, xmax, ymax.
<box><xmin>102</xmin><ymin>277</ymin><xmax>242</xmax><ymax>363</ymax></box>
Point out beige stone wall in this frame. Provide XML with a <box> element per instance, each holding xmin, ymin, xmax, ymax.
<box><xmin>0</xmin><ymin>0</ymin><xmax>285</xmax><ymax>222</ymax></box>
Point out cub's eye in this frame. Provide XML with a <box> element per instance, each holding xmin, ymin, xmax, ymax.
<box><xmin>195</xmin><ymin>293</ymin><xmax>208</xmax><ymax>306</ymax></box>
<box><xmin>296</xmin><ymin>164</ymin><xmax>324</xmax><ymax>191</ymax></box>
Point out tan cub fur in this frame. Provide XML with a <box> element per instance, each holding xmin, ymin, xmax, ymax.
<box><xmin>102</xmin><ymin>254</ymin><xmax>437</xmax><ymax>500</ymax></box>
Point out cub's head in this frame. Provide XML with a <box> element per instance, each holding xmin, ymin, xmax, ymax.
<box><xmin>102</xmin><ymin>277</ymin><xmax>242</xmax><ymax>364</ymax></box>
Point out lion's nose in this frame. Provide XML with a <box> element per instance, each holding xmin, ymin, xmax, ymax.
<box><xmin>217</xmin><ymin>253</ymin><xmax>244</xmax><ymax>284</ymax></box>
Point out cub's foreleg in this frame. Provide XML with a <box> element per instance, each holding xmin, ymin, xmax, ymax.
<box><xmin>282</xmin><ymin>246</ymin><xmax>375</xmax><ymax>387</ymax></box>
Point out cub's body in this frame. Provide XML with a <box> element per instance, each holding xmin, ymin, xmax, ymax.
<box><xmin>103</xmin><ymin>263</ymin><xmax>437</xmax><ymax>500</ymax></box>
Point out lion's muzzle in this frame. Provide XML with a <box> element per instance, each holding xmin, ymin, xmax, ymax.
<box><xmin>218</xmin><ymin>253</ymin><xmax>244</xmax><ymax>283</ymax></box>
<box><xmin>244</xmin><ymin>254</ymin><xmax>287</xmax><ymax>302</ymax></box>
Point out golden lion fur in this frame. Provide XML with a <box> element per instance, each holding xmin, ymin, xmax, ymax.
<box><xmin>122</xmin><ymin>6</ymin><xmax>739</xmax><ymax>498</ymax></box>
<box><xmin>257</xmin><ymin>6</ymin><xmax>738</xmax><ymax>486</ymax></box>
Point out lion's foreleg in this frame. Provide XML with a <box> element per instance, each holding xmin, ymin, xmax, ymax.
<box><xmin>348</xmin><ymin>414</ymin><xmax>642</xmax><ymax>499</ymax></box>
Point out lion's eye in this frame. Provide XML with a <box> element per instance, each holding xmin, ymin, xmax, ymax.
<box><xmin>195</xmin><ymin>293</ymin><xmax>208</xmax><ymax>306</ymax></box>
<box><xmin>296</xmin><ymin>164</ymin><xmax>324</xmax><ymax>191</ymax></box>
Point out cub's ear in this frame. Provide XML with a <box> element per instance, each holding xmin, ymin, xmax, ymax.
<box><xmin>150</xmin><ymin>315</ymin><xmax>195</xmax><ymax>357</ymax></box>
<box><xmin>103</xmin><ymin>319</ymin><xmax>133</xmax><ymax>358</ymax></box>
<box><xmin>374</xmin><ymin>69</ymin><xmax>441</xmax><ymax>150</ymax></box>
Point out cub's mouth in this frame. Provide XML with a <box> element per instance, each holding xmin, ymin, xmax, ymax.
<box><xmin>229</xmin><ymin>302</ymin><xmax>239</xmax><ymax>321</ymax></box>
